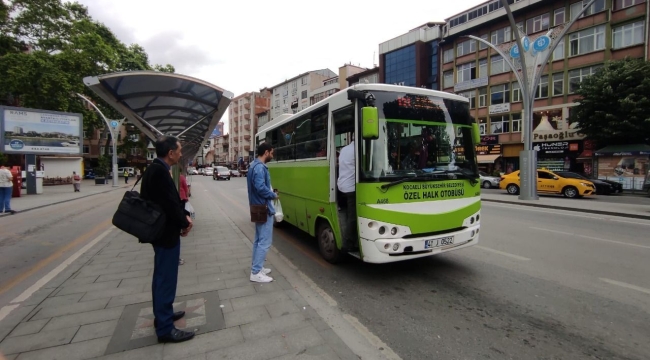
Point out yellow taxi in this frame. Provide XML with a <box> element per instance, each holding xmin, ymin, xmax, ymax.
<box><xmin>499</xmin><ymin>169</ymin><xmax>596</xmax><ymax>198</ymax></box>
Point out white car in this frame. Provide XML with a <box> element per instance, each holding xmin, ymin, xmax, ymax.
<box><xmin>204</xmin><ymin>167</ymin><xmax>214</xmax><ymax>176</ymax></box>
<box><xmin>479</xmin><ymin>171</ymin><xmax>500</xmax><ymax>189</ymax></box>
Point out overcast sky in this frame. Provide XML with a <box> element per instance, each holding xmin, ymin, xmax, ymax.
<box><xmin>76</xmin><ymin>0</ymin><xmax>486</xmax><ymax>132</ymax></box>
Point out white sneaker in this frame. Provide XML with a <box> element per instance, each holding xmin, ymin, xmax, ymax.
<box><xmin>250</xmin><ymin>271</ymin><xmax>273</xmax><ymax>283</ymax></box>
<box><xmin>262</xmin><ymin>267</ymin><xmax>272</xmax><ymax>275</ymax></box>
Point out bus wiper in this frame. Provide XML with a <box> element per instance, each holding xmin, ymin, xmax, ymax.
<box><xmin>439</xmin><ymin>169</ymin><xmax>479</xmax><ymax>186</ymax></box>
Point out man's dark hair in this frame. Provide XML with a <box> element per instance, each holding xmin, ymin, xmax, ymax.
<box><xmin>155</xmin><ymin>135</ymin><xmax>180</xmax><ymax>158</ymax></box>
<box><xmin>257</xmin><ymin>143</ymin><xmax>273</xmax><ymax>157</ymax></box>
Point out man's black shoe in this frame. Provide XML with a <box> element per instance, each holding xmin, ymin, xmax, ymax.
<box><xmin>154</xmin><ymin>311</ymin><xmax>185</xmax><ymax>328</ymax></box>
<box><xmin>157</xmin><ymin>328</ymin><xmax>194</xmax><ymax>343</ymax></box>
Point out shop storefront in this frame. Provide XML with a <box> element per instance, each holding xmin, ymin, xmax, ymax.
<box><xmin>595</xmin><ymin>144</ymin><xmax>650</xmax><ymax>191</ymax></box>
<box><xmin>534</xmin><ymin>141</ymin><xmax>582</xmax><ymax>172</ymax></box>
<box><xmin>501</xmin><ymin>143</ymin><xmax>523</xmax><ymax>174</ymax></box>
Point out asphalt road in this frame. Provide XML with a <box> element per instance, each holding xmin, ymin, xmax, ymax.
<box><xmin>0</xmin><ymin>191</ymin><xmax>119</xmax><ymax>308</ymax></box>
<box><xmin>198</xmin><ymin>175</ymin><xmax>650</xmax><ymax>360</ymax></box>
<box><xmin>1</xmin><ymin>175</ymin><xmax>647</xmax><ymax>360</ymax></box>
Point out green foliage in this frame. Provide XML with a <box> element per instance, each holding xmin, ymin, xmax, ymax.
<box><xmin>0</xmin><ymin>0</ymin><xmax>175</xmax><ymax>130</ymax></box>
<box><xmin>95</xmin><ymin>154</ymin><xmax>110</xmax><ymax>177</ymax></box>
<box><xmin>569</xmin><ymin>58</ymin><xmax>650</xmax><ymax>146</ymax></box>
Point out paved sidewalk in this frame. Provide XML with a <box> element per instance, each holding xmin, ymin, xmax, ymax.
<box><xmin>482</xmin><ymin>192</ymin><xmax>650</xmax><ymax>219</ymax></box>
<box><xmin>1</xmin><ymin>180</ymin><xmax>129</xmax><ymax>216</ymax></box>
<box><xmin>0</xmin><ymin>185</ymin><xmax>376</xmax><ymax>360</ymax></box>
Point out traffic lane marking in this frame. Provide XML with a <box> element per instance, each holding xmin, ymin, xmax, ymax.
<box><xmin>474</xmin><ymin>246</ymin><xmax>531</xmax><ymax>261</ymax></box>
<box><xmin>483</xmin><ymin>202</ymin><xmax>650</xmax><ymax>227</ymax></box>
<box><xmin>0</xmin><ymin>218</ymin><xmax>112</xmax><ymax>297</ymax></box>
<box><xmin>530</xmin><ymin>227</ymin><xmax>650</xmax><ymax>250</ymax></box>
<box><xmin>600</xmin><ymin>278</ymin><xmax>650</xmax><ymax>296</ymax></box>
<box><xmin>0</xmin><ymin>225</ymin><xmax>114</xmax><ymax>323</ymax></box>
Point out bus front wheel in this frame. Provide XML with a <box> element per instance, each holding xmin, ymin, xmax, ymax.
<box><xmin>317</xmin><ymin>221</ymin><xmax>342</xmax><ymax>264</ymax></box>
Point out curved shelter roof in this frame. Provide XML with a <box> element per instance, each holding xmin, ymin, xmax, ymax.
<box><xmin>83</xmin><ymin>71</ymin><xmax>233</xmax><ymax>163</ymax></box>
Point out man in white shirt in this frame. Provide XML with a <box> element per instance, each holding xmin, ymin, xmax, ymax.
<box><xmin>337</xmin><ymin>140</ymin><xmax>357</xmax><ymax>251</ymax></box>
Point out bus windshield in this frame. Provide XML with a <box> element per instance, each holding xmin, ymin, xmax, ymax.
<box><xmin>360</xmin><ymin>91</ymin><xmax>479</xmax><ymax>182</ymax></box>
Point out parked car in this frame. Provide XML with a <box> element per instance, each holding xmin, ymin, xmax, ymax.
<box><xmin>229</xmin><ymin>169</ymin><xmax>241</xmax><ymax>177</ymax></box>
<box><xmin>555</xmin><ymin>171</ymin><xmax>618</xmax><ymax>195</ymax></box>
<box><xmin>479</xmin><ymin>171</ymin><xmax>500</xmax><ymax>189</ymax></box>
<box><xmin>499</xmin><ymin>169</ymin><xmax>595</xmax><ymax>198</ymax></box>
<box><xmin>188</xmin><ymin>167</ymin><xmax>198</xmax><ymax>175</ymax></box>
<box><xmin>213</xmin><ymin>166</ymin><xmax>231</xmax><ymax>181</ymax></box>
<box><xmin>204</xmin><ymin>167</ymin><xmax>214</xmax><ymax>176</ymax></box>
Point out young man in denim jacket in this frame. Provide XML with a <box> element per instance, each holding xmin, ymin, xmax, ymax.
<box><xmin>247</xmin><ymin>143</ymin><xmax>278</xmax><ymax>283</ymax></box>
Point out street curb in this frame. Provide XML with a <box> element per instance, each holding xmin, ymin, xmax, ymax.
<box><xmin>482</xmin><ymin>198</ymin><xmax>650</xmax><ymax>220</ymax></box>
<box><xmin>1</xmin><ymin>185</ymin><xmax>128</xmax><ymax>216</ymax></box>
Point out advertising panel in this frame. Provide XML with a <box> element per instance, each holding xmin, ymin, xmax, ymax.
<box><xmin>1</xmin><ymin>106</ymin><xmax>83</xmax><ymax>155</ymax></box>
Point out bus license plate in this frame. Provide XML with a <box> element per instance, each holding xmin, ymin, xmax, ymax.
<box><xmin>425</xmin><ymin>236</ymin><xmax>454</xmax><ymax>249</ymax></box>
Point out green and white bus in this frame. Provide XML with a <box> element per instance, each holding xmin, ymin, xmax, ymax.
<box><xmin>256</xmin><ymin>84</ymin><xmax>482</xmax><ymax>264</ymax></box>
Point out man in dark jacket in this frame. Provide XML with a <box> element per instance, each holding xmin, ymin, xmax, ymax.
<box><xmin>140</xmin><ymin>135</ymin><xmax>194</xmax><ymax>343</ymax></box>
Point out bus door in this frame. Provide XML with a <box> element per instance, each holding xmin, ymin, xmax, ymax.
<box><xmin>332</xmin><ymin>106</ymin><xmax>355</xmax><ymax>239</ymax></box>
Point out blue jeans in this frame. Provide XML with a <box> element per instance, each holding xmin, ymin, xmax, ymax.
<box><xmin>251</xmin><ymin>214</ymin><xmax>273</xmax><ymax>274</ymax></box>
<box><xmin>152</xmin><ymin>241</ymin><xmax>180</xmax><ymax>337</ymax></box>
<box><xmin>0</xmin><ymin>187</ymin><xmax>12</xmax><ymax>212</ymax></box>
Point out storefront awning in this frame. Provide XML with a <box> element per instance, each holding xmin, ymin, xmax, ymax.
<box><xmin>477</xmin><ymin>154</ymin><xmax>501</xmax><ymax>164</ymax></box>
<box><xmin>594</xmin><ymin>144</ymin><xmax>650</xmax><ymax>157</ymax></box>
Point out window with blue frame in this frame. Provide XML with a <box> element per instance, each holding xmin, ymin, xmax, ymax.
<box><xmin>384</xmin><ymin>45</ymin><xmax>416</xmax><ymax>87</ymax></box>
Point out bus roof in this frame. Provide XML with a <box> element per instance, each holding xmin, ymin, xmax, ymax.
<box><xmin>256</xmin><ymin>84</ymin><xmax>469</xmax><ymax>137</ymax></box>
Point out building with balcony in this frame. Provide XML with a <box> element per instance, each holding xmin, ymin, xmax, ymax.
<box><xmin>228</xmin><ymin>90</ymin><xmax>271</xmax><ymax>165</ymax></box>
<box><xmin>379</xmin><ymin>0</ymin><xmax>649</xmax><ymax>176</ymax></box>
<box><xmin>267</xmin><ymin>69</ymin><xmax>336</xmax><ymax>122</ymax></box>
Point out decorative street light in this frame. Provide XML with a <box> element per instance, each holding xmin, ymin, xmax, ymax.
<box><xmin>76</xmin><ymin>93</ymin><xmax>123</xmax><ymax>187</ymax></box>
<box><xmin>465</xmin><ymin>0</ymin><xmax>597</xmax><ymax>200</ymax></box>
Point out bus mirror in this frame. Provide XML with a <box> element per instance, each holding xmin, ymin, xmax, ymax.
<box><xmin>361</xmin><ymin>107</ymin><xmax>379</xmax><ymax>140</ymax></box>
<box><xmin>471</xmin><ymin>123</ymin><xmax>481</xmax><ymax>144</ymax></box>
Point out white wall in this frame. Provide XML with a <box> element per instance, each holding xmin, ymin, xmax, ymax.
<box><xmin>40</xmin><ymin>157</ymin><xmax>83</xmax><ymax>178</ymax></box>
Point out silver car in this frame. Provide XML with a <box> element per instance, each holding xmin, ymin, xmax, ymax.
<box><xmin>479</xmin><ymin>171</ymin><xmax>500</xmax><ymax>189</ymax></box>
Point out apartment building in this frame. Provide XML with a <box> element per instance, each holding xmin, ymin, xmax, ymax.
<box><xmin>212</xmin><ymin>134</ymin><xmax>228</xmax><ymax>165</ymax></box>
<box><xmin>82</xmin><ymin>123</ymin><xmax>148</xmax><ymax>170</ymax></box>
<box><xmin>378</xmin><ymin>22</ymin><xmax>445</xmax><ymax>90</ymax></box>
<box><xmin>346</xmin><ymin>66</ymin><xmax>380</xmax><ymax>86</ymax></box>
<box><xmin>267</xmin><ymin>69</ymin><xmax>336</xmax><ymax>123</ymax></box>
<box><xmin>378</xmin><ymin>0</ymin><xmax>648</xmax><ymax>175</ymax></box>
<box><xmin>228</xmin><ymin>90</ymin><xmax>271</xmax><ymax>165</ymax></box>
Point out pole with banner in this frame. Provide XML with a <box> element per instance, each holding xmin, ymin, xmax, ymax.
<box><xmin>466</xmin><ymin>0</ymin><xmax>597</xmax><ymax>200</ymax></box>
<box><xmin>108</xmin><ymin>119</ymin><xmax>125</xmax><ymax>187</ymax></box>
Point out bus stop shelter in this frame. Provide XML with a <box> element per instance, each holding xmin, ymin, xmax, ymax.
<box><xmin>83</xmin><ymin>71</ymin><xmax>233</xmax><ymax>163</ymax></box>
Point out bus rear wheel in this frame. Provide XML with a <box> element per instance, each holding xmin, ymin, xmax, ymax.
<box><xmin>317</xmin><ymin>221</ymin><xmax>342</xmax><ymax>264</ymax></box>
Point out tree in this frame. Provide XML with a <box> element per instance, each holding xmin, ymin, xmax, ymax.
<box><xmin>569</xmin><ymin>58</ymin><xmax>650</xmax><ymax>146</ymax></box>
<box><xmin>0</xmin><ymin>0</ymin><xmax>175</xmax><ymax>138</ymax></box>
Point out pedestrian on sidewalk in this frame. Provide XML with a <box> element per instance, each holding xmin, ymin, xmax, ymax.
<box><xmin>72</xmin><ymin>171</ymin><xmax>81</xmax><ymax>192</ymax></box>
<box><xmin>140</xmin><ymin>135</ymin><xmax>195</xmax><ymax>344</ymax></box>
<box><xmin>124</xmin><ymin>169</ymin><xmax>129</xmax><ymax>184</ymax></box>
<box><xmin>178</xmin><ymin>172</ymin><xmax>190</xmax><ymax>266</ymax></box>
<box><xmin>247</xmin><ymin>143</ymin><xmax>278</xmax><ymax>283</ymax></box>
<box><xmin>0</xmin><ymin>164</ymin><xmax>15</xmax><ymax>214</ymax></box>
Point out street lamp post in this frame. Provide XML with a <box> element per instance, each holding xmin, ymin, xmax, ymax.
<box><xmin>466</xmin><ymin>0</ymin><xmax>597</xmax><ymax>200</ymax></box>
<box><xmin>76</xmin><ymin>93</ymin><xmax>124</xmax><ymax>187</ymax></box>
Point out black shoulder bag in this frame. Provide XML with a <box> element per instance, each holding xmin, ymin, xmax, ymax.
<box><xmin>112</xmin><ymin>175</ymin><xmax>167</xmax><ymax>243</ymax></box>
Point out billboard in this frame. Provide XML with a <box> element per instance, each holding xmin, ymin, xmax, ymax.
<box><xmin>1</xmin><ymin>106</ymin><xmax>82</xmax><ymax>155</ymax></box>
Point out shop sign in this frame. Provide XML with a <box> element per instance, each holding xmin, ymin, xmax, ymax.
<box><xmin>454</xmin><ymin>77</ymin><xmax>488</xmax><ymax>92</ymax></box>
<box><xmin>455</xmin><ymin>144</ymin><xmax>501</xmax><ymax>156</ymax></box>
<box><xmin>489</xmin><ymin>103</ymin><xmax>510</xmax><ymax>115</ymax></box>
<box><xmin>480</xmin><ymin>135</ymin><xmax>499</xmax><ymax>145</ymax></box>
<box><xmin>533</xmin><ymin>141</ymin><xmax>581</xmax><ymax>156</ymax></box>
<box><xmin>531</xmin><ymin>110</ymin><xmax>585</xmax><ymax>142</ymax></box>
